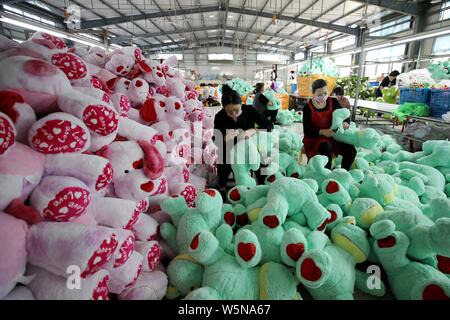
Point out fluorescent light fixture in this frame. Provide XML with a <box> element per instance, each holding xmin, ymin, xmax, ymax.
<box><xmin>0</xmin><ymin>16</ymin><xmax>67</xmax><ymax>38</ymax></box>
<box><xmin>209</xmin><ymin>15</ymin><xmax>215</xmax><ymax>18</ymax></box>
<box><xmin>13</xmin><ymin>38</ymin><xmax>24</xmax><ymax>43</ymax></box>
<box><xmin>163</xmin><ymin>39</ymin><xmax>172</xmax><ymax>43</ymax></box>
<box><xmin>392</xmin><ymin>29</ymin><xmax>450</xmax><ymax>45</ymax></box>
<box><xmin>267</xmin><ymin>41</ymin><xmax>276</xmax><ymax>44</ymax></box>
<box><xmin>208</xmin><ymin>53</ymin><xmax>233</xmax><ymax>60</ymax></box>
<box><xmin>228</xmin><ymin>15</ymin><xmax>234</xmax><ymax>18</ymax></box>
<box><xmin>67</xmin><ymin>36</ymin><xmax>104</xmax><ymax>48</ymax></box>
<box><xmin>257</xmin><ymin>53</ymin><xmax>288</xmax><ymax>61</ymax></box>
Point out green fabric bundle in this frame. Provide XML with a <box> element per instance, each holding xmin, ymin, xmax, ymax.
<box><xmin>392</xmin><ymin>103</ymin><xmax>429</xmax><ymax>122</ymax></box>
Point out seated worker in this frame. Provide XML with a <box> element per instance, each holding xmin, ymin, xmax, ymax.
<box><xmin>252</xmin><ymin>82</ymin><xmax>273</xmax><ymax>114</ymax></box>
<box><xmin>302</xmin><ymin>79</ymin><xmax>357</xmax><ymax>171</ymax></box>
<box><xmin>376</xmin><ymin>70</ymin><xmax>400</xmax><ymax>98</ymax></box>
<box><xmin>214</xmin><ymin>84</ymin><xmax>274</xmax><ymax>195</ymax></box>
<box><xmin>332</xmin><ymin>86</ymin><xmax>351</xmax><ymax>110</ymax></box>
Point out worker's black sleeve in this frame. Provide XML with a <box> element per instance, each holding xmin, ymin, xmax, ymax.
<box><xmin>248</xmin><ymin>105</ymin><xmax>273</xmax><ymax>131</ymax></box>
<box><xmin>258</xmin><ymin>94</ymin><xmax>270</xmax><ymax>106</ymax></box>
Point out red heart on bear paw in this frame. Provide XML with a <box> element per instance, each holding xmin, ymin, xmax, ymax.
<box><xmin>326</xmin><ymin>181</ymin><xmax>339</xmax><ymax>194</ymax></box>
<box><xmin>423</xmin><ymin>284</ymin><xmax>450</xmax><ymax>300</ymax></box>
<box><xmin>224</xmin><ymin>212</ymin><xmax>235</xmax><ymax>226</ymax></box>
<box><xmin>237</xmin><ymin>242</ymin><xmax>256</xmax><ymax>262</ymax></box>
<box><xmin>190</xmin><ymin>233</ymin><xmax>200</xmax><ymax>250</ymax></box>
<box><xmin>300</xmin><ymin>258</ymin><xmax>322</xmax><ymax>281</ymax></box>
<box><xmin>229</xmin><ymin>189</ymin><xmax>241</xmax><ymax>201</ymax></box>
<box><xmin>263</xmin><ymin>215</ymin><xmax>279</xmax><ymax>229</ymax></box>
<box><xmin>286</xmin><ymin>243</ymin><xmax>305</xmax><ymax>261</ymax></box>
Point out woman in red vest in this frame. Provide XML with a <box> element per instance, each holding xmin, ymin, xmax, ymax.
<box><xmin>302</xmin><ymin>79</ymin><xmax>356</xmax><ymax>170</ymax></box>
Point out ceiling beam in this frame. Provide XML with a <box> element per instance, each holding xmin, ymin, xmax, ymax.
<box><xmin>79</xmin><ymin>3</ymin><xmax>358</xmax><ymax>36</ymax></box>
<box><xmin>110</xmin><ymin>24</ymin><xmax>305</xmax><ymax>44</ymax></box>
<box><xmin>79</xmin><ymin>5</ymin><xmax>219</xmax><ymax>29</ymax></box>
<box><xmin>142</xmin><ymin>36</ymin><xmax>292</xmax><ymax>52</ymax></box>
<box><xmin>241</xmin><ymin>0</ymin><xmax>271</xmax><ymax>42</ymax></box>
<box><xmin>352</xmin><ymin>0</ymin><xmax>425</xmax><ymax>16</ymax></box>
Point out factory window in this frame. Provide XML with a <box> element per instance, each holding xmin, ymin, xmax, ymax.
<box><xmin>432</xmin><ymin>34</ymin><xmax>450</xmax><ymax>55</ymax></box>
<box><xmin>331</xmin><ymin>36</ymin><xmax>356</xmax><ymax>51</ymax></box>
<box><xmin>440</xmin><ymin>1</ymin><xmax>450</xmax><ymax>21</ymax></box>
<box><xmin>369</xmin><ymin>16</ymin><xmax>411</xmax><ymax>37</ymax></box>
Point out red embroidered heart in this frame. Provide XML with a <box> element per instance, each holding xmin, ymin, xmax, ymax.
<box><xmin>90</xmin><ymin>76</ymin><xmax>105</xmax><ymax>91</ymax></box>
<box><xmin>204</xmin><ymin>189</ymin><xmax>216</xmax><ymax>197</ymax></box>
<box><xmin>82</xmin><ymin>234</ymin><xmax>118</xmax><ymax>278</ymax></box>
<box><xmin>95</xmin><ymin>162</ymin><xmax>113</xmax><ymax>191</ymax></box>
<box><xmin>291</xmin><ymin>172</ymin><xmax>300</xmax><ymax>178</ymax></box>
<box><xmin>175</xmin><ymin>102</ymin><xmax>181</xmax><ymax>110</ymax></box>
<box><xmin>154</xmin><ymin>178</ymin><xmax>168</xmax><ymax>196</ymax></box>
<box><xmin>113</xmin><ymin>235</ymin><xmax>135</xmax><ymax>268</ymax></box>
<box><xmin>301</xmin><ymin>258</ymin><xmax>322</xmax><ymax>281</ymax></box>
<box><xmin>140</xmin><ymin>180</ymin><xmax>155</xmax><ymax>193</ymax></box>
<box><xmin>229</xmin><ymin>189</ymin><xmax>241</xmax><ymax>201</ymax></box>
<box><xmin>31</xmin><ymin>119</ymin><xmax>88</xmax><ymax>154</ymax></box>
<box><xmin>286</xmin><ymin>243</ymin><xmax>305</xmax><ymax>261</ymax></box>
<box><xmin>119</xmin><ymin>95</ymin><xmax>131</xmax><ymax>115</ymax></box>
<box><xmin>147</xmin><ymin>243</ymin><xmax>161</xmax><ymax>271</ymax></box>
<box><xmin>190</xmin><ymin>233</ymin><xmax>200</xmax><ymax>250</ymax></box>
<box><xmin>181</xmin><ymin>185</ymin><xmax>197</xmax><ymax>204</ymax></box>
<box><xmin>92</xmin><ymin>275</ymin><xmax>110</xmax><ymax>300</ymax></box>
<box><xmin>267</xmin><ymin>175</ymin><xmax>276</xmax><ymax>183</ymax></box>
<box><xmin>135</xmin><ymin>80</ymin><xmax>143</xmax><ymax>87</ymax></box>
<box><xmin>124</xmin><ymin>207</ymin><xmax>141</xmax><ymax>230</ymax></box>
<box><xmin>82</xmin><ymin>104</ymin><xmax>118</xmax><ymax>136</ymax></box>
<box><xmin>437</xmin><ymin>255</ymin><xmax>450</xmax><ymax>274</ymax></box>
<box><xmin>159</xmin><ymin>101</ymin><xmax>166</xmax><ymax>108</ymax></box>
<box><xmin>133</xmin><ymin>159</ymin><xmax>144</xmax><ymax>169</ymax></box>
<box><xmin>0</xmin><ymin>90</ymin><xmax>24</xmax><ymax>122</ymax></box>
<box><xmin>183</xmin><ymin>168</ymin><xmax>190</xmax><ymax>183</ymax></box>
<box><xmin>43</xmin><ymin>187</ymin><xmax>90</xmax><ymax>222</ymax></box>
<box><xmin>116</xmin><ymin>66</ymin><xmax>124</xmax><ymax>73</ymax></box>
<box><xmin>263</xmin><ymin>215</ymin><xmax>279</xmax><ymax>228</ymax></box>
<box><xmin>236</xmin><ymin>213</ymin><xmax>249</xmax><ymax>226</ymax></box>
<box><xmin>41</xmin><ymin>33</ymin><xmax>66</xmax><ymax>49</ymax></box>
<box><xmin>51</xmin><ymin>53</ymin><xmax>87</xmax><ymax>81</ymax></box>
<box><xmin>237</xmin><ymin>242</ymin><xmax>256</xmax><ymax>262</ymax></box>
<box><xmin>0</xmin><ymin>115</ymin><xmax>15</xmax><ymax>155</ymax></box>
<box><xmin>377</xmin><ymin>236</ymin><xmax>397</xmax><ymax>248</ymax></box>
<box><xmin>224</xmin><ymin>212</ymin><xmax>235</xmax><ymax>226</ymax></box>
<box><xmin>423</xmin><ymin>284</ymin><xmax>450</xmax><ymax>300</ymax></box>
<box><xmin>326</xmin><ymin>181</ymin><xmax>339</xmax><ymax>194</ymax></box>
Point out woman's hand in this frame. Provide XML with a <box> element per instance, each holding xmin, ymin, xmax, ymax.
<box><xmin>238</xmin><ymin>128</ymin><xmax>257</xmax><ymax>140</ymax></box>
<box><xmin>319</xmin><ymin>128</ymin><xmax>335</xmax><ymax>138</ymax></box>
<box><xmin>267</xmin><ymin>101</ymin><xmax>273</xmax><ymax>106</ymax></box>
<box><xmin>343</xmin><ymin>122</ymin><xmax>350</xmax><ymax>130</ymax></box>
<box><xmin>225</xmin><ymin>130</ymin><xmax>239</xmax><ymax>142</ymax></box>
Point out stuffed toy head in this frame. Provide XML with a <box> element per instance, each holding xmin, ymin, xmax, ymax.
<box><xmin>127</xmin><ymin>78</ymin><xmax>149</xmax><ymax>106</ymax></box>
<box><xmin>106</xmin><ymin>53</ymin><xmax>135</xmax><ymax>77</ymax></box>
<box><xmin>99</xmin><ymin>140</ymin><xmax>165</xmax><ymax>201</ymax></box>
<box><xmin>139</xmin><ymin>59</ymin><xmax>166</xmax><ymax>87</ymax></box>
<box><xmin>0</xmin><ymin>55</ymin><xmax>72</xmax><ymax>114</ymax></box>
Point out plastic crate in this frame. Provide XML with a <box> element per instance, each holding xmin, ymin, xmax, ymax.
<box><xmin>368</xmin><ymin>81</ymin><xmax>379</xmax><ymax>87</ymax></box>
<box><xmin>399</xmin><ymin>88</ymin><xmax>431</xmax><ymax>105</ymax></box>
<box><xmin>430</xmin><ymin>89</ymin><xmax>450</xmax><ymax>119</ymax></box>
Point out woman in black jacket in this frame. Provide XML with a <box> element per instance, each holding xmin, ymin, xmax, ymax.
<box><xmin>214</xmin><ymin>84</ymin><xmax>273</xmax><ymax>193</ymax></box>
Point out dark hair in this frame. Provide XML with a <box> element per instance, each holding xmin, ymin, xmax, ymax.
<box><xmin>221</xmin><ymin>84</ymin><xmax>242</xmax><ymax>106</ymax></box>
<box><xmin>254</xmin><ymin>82</ymin><xmax>264</xmax><ymax>93</ymax></box>
<box><xmin>389</xmin><ymin>70</ymin><xmax>400</xmax><ymax>77</ymax></box>
<box><xmin>332</xmin><ymin>86</ymin><xmax>344</xmax><ymax>96</ymax></box>
<box><xmin>312</xmin><ymin>79</ymin><xmax>328</xmax><ymax>93</ymax></box>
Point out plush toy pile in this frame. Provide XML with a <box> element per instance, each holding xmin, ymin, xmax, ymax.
<box><xmin>161</xmin><ymin>108</ymin><xmax>450</xmax><ymax>300</ymax></box>
<box><xmin>0</xmin><ymin>33</ymin><xmax>219</xmax><ymax>300</ymax></box>
<box><xmin>298</xmin><ymin>58</ymin><xmax>339</xmax><ymax>78</ymax></box>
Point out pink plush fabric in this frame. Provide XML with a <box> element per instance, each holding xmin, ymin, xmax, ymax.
<box><xmin>0</xmin><ymin>212</ymin><xmax>29</xmax><ymax>299</ymax></box>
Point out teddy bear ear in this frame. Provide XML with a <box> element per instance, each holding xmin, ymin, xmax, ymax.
<box><xmin>137</xmin><ymin>60</ymin><xmax>152</xmax><ymax>73</ymax></box>
<box><xmin>106</xmin><ymin>77</ymin><xmax>120</xmax><ymax>91</ymax></box>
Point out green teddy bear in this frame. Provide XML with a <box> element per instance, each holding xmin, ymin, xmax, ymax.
<box><xmin>317</xmin><ymin>179</ymin><xmax>353</xmax><ymax>214</ymax></box>
<box><xmin>296</xmin><ymin>217</ymin><xmax>386</xmax><ymax>299</ymax></box>
<box><xmin>160</xmin><ymin>188</ymin><xmax>223</xmax><ymax>255</ymax></box>
<box><xmin>257</xmin><ymin>177</ymin><xmax>331</xmax><ymax>231</ymax></box>
<box><xmin>165</xmin><ymin>253</ymin><xmax>204</xmax><ymax>299</ymax></box>
<box><xmin>278</xmin><ymin>152</ymin><xmax>305</xmax><ymax>178</ymax></box>
<box><xmin>370</xmin><ymin>219</ymin><xmax>450</xmax><ymax>300</ymax></box>
<box><xmin>331</xmin><ymin>108</ymin><xmax>382</xmax><ymax>150</ymax></box>
<box><xmin>263</xmin><ymin>89</ymin><xmax>281</xmax><ymax>112</ymax></box>
<box><xmin>302</xmin><ymin>155</ymin><xmax>332</xmax><ymax>185</ymax></box>
<box><xmin>184</xmin><ymin>226</ymin><xmax>301</xmax><ymax>300</ymax></box>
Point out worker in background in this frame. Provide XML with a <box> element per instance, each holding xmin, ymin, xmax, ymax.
<box><xmin>252</xmin><ymin>82</ymin><xmax>273</xmax><ymax>114</ymax></box>
<box><xmin>376</xmin><ymin>70</ymin><xmax>400</xmax><ymax>98</ymax></box>
<box><xmin>213</xmin><ymin>84</ymin><xmax>273</xmax><ymax>195</ymax></box>
<box><xmin>289</xmin><ymin>70</ymin><xmax>297</xmax><ymax>94</ymax></box>
<box><xmin>332</xmin><ymin>87</ymin><xmax>351</xmax><ymax>110</ymax></box>
<box><xmin>302</xmin><ymin>79</ymin><xmax>357</xmax><ymax>171</ymax></box>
